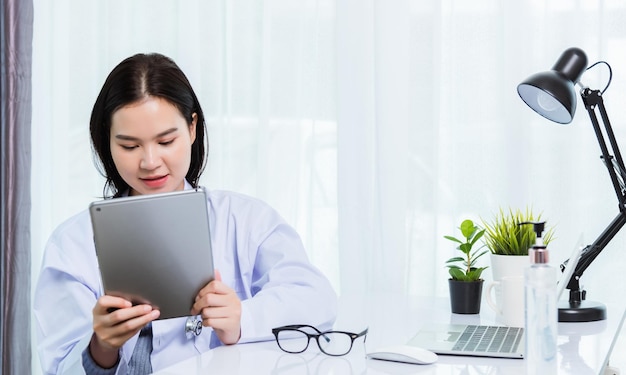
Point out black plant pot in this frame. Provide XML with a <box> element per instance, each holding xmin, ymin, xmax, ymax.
<box><xmin>448</xmin><ymin>279</ymin><xmax>483</xmax><ymax>314</ymax></box>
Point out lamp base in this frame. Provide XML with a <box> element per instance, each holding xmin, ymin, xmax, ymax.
<box><xmin>558</xmin><ymin>300</ymin><xmax>607</xmax><ymax>322</ymax></box>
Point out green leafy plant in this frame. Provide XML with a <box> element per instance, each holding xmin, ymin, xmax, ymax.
<box><xmin>444</xmin><ymin>219</ymin><xmax>489</xmax><ymax>282</ymax></box>
<box><xmin>481</xmin><ymin>207</ymin><xmax>554</xmax><ymax>256</ymax></box>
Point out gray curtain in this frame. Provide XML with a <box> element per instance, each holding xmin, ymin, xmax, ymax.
<box><xmin>1</xmin><ymin>0</ymin><xmax>33</xmax><ymax>374</ymax></box>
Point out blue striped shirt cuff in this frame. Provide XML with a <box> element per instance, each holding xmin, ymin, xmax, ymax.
<box><xmin>81</xmin><ymin>346</ymin><xmax>119</xmax><ymax>375</ymax></box>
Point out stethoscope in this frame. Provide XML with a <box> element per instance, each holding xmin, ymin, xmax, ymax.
<box><xmin>185</xmin><ymin>316</ymin><xmax>203</xmax><ymax>338</ymax></box>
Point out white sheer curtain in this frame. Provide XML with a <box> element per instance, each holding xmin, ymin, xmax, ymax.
<box><xmin>337</xmin><ymin>0</ymin><xmax>626</xmax><ymax>299</ymax></box>
<box><xmin>31</xmin><ymin>0</ymin><xmax>626</xmax><ymax>372</ymax></box>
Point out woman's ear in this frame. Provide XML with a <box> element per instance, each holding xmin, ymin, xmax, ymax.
<box><xmin>189</xmin><ymin>113</ymin><xmax>198</xmax><ymax>143</ymax></box>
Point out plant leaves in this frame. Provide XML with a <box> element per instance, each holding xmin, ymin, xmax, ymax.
<box><xmin>443</xmin><ymin>235</ymin><xmax>462</xmax><ymax>244</ymax></box>
<box><xmin>460</xmin><ymin>219</ymin><xmax>475</xmax><ymax>238</ymax></box>
<box><xmin>481</xmin><ymin>207</ymin><xmax>555</xmax><ymax>256</ymax></box>
<box><xmin>446</xmin><ymin>257</ymin><xmax>465</xmax><ymax>264</ymax></box>
<box><xmin>449</xmin><ymin>268</ymin><xmax>466</xmax><ymax>280</ymax></box>
<box><xmin>444</xmin><ymin>219</ymin><xmax>488</xmax><ymax>281</ymax></box>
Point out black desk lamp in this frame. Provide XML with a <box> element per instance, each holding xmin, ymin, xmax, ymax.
<box><xmin>517</xmin><ymin>47</ymin><xmax>626</xmax><ymax>322</ymax></box>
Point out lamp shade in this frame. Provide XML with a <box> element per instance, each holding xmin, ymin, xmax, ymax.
<box><xmin>517</xmin><ymin>47</ymin><xmax>588</xmax><ymax>124</ymax></box>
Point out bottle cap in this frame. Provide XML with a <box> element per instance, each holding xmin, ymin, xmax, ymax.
<box><xmin>529</xmin><ymin>246</ymin><xmax>549</xmax><ymax>264</ymax></box>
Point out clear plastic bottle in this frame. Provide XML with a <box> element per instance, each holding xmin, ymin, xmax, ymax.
<box><xmin>523</xmin><ymin>222</ymin><xmax>557</xmax><ymax>375</ymax></box>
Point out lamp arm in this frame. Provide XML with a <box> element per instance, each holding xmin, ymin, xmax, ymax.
<box><xmin>581</xmin><ymin>88</ymin><xmax>626</xmax><ymax>202</ymax></box>
<box><xmin>562</xmin><ymin>88</ymin><xmax>626</xmax><ymax>301</ymax></box>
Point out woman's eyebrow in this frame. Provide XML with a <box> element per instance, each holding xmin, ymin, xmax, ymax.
<box><xmin>114</xmin><ymin>127</ymin><xmax>179</xmax><ymax>141</ymax></box>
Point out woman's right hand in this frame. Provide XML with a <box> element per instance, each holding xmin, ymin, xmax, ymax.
<box><xmin>89</xmin><ymin>295</ymin><xmax>160</xmax><ymax>368</ymax></box>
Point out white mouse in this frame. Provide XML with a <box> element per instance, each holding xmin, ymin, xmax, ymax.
<box><xmin>366</xmin><ymin>345</ymin><xmax>438</xmax><ymax>365</ymax></box>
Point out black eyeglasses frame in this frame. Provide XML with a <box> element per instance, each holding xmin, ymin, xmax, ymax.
<box><xmin>271</xmin><ymin>324</ymin><xmax>368</xmax><ymax>356</ymax></box>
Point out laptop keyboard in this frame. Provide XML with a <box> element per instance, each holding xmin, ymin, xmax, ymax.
<box><xmin>452</xmin><ymin>325</ymin><xmax>523</xmax><ymax>353</ymax></box>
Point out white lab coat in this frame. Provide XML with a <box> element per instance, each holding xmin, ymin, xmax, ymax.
<box><xmin>34</xmin><ymin>186</ymin><xmax>338</xmax><ymax>375</ymax></box>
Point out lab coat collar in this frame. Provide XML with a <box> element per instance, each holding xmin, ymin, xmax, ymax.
<box><xmin>120</xmin><ymin>179</ymin><xmax>194</xmax><ymax>197</ymax></box>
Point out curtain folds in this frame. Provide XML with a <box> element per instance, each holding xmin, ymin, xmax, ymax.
<box><xmin>1</xmin><ymin>0</ymin><xmax>33</xmax><ymax>374</ymax></box>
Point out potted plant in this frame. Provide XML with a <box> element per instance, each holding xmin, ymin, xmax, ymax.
<box><xmin>444</xmin><ymin>219</ymin><xmax>489</xmax><ymax>314</ymax></box>
<box><xmin>481</xmin><ymin>207</ymin><xmax>555</xmax><ymax>280</ymax></box>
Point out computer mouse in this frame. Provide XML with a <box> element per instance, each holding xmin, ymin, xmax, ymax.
<box><xmin>366</xmin><ymin>345</ymin><xmax>438</xmax><ymax>365</ymax></box>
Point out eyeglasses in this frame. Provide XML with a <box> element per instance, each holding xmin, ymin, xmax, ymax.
<box><xmin>272</xmin><ymin>324</ymin><xmax>368</xmax><ymax>356</ymax></box>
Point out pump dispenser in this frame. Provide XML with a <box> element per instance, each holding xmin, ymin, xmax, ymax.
<box><xmin>521</xmin><ymin>221</ymin><xmax>557</xmax><ymax>374</ymax></box>
<box><xmin>528</xmin><ymin>221</ymin><xmax>548</xmax><ymax>264</ymax></box>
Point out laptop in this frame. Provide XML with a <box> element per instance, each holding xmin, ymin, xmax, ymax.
<box><xmin>408</xmin><ymin>324</ymin><xmax>525</xmax><ymax>359</ymax></box>
<box><xmin>90</xmin><ymin>188</ymin><xmax>214</xmax><ymax>320</ymax></box>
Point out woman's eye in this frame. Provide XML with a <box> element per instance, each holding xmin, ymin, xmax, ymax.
<box><xmin>159</xmin><ymin>139</ymin><xmax>175</xmax><ymax>146</ymax></box>
<box><xmin>120</xmin><ymin>145</ymin><xmax>137</xmax><ymax>150</ymax></box>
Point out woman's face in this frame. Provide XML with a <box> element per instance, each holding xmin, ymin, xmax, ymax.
<box><xmin>110</xmin><ymin>96</ymin><xmax>197</xmax><ymax>196</ymax></box>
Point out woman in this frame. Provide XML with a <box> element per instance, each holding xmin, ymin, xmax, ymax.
<box><xmin>34</xmin><ymin>53</ymin><xmax>337</xmax><ymax>374</ymax></box>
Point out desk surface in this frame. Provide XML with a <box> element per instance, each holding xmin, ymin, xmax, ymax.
<box><xmin>153</xmin><ymin>294</ymin><xmax>625</xmax><ymax>374</ymax></box>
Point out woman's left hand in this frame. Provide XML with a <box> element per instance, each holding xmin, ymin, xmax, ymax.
<box><xmin>191</xmin><ymin>269</ymin><xmax>242</xmax><ymax>345</ymax></box>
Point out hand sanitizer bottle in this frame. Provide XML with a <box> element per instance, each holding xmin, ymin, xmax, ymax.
<box><xmin>523</xmin><ymin>221</ymin><xmax>557</xmax><ymax>374</ymax></box>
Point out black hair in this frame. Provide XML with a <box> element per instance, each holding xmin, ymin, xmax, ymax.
<box><xmin>90</xmin><ymin>53</ymin><xmax>207</xmax><ymax>198</ymax></box>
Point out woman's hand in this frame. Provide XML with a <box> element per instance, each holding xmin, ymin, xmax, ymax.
<box><xmin>191</xmin><ymin>269</ymin><xmax>242</xmax><ymax>345</ymax></box>
<box><xmin>90</xmin><ymin>295</ymin><xmax>160</xmax><ymax>368</ymax></box>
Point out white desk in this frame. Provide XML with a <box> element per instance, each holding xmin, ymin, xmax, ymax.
<box><xmin>153</xmin><ymin>294</ymin><xmax>626</xmax><ymax>374</ymax></box>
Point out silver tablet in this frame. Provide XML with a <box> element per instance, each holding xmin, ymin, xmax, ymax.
<box><xmin>90</xmin><ymin>188</ymin><xmax>214</xmax><ymax>320</ymax></box>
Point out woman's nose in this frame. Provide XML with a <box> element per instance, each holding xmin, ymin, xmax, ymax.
<box><xmin>140</xmin><ymin>146</ymin><xmax>161</xmax><ymax>170</ymax></box>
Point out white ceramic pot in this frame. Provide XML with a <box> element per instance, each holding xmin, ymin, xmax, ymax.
<box><xmin>490</xmin><ymin>253</ymin><xmax>529</xmax><ymax>280</ymax></box>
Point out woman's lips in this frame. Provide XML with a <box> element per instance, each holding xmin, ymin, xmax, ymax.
<box><xmin>141</xmin><ymin>175</ymin><xmax>168</xmax><ymax>188</ymax></box>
